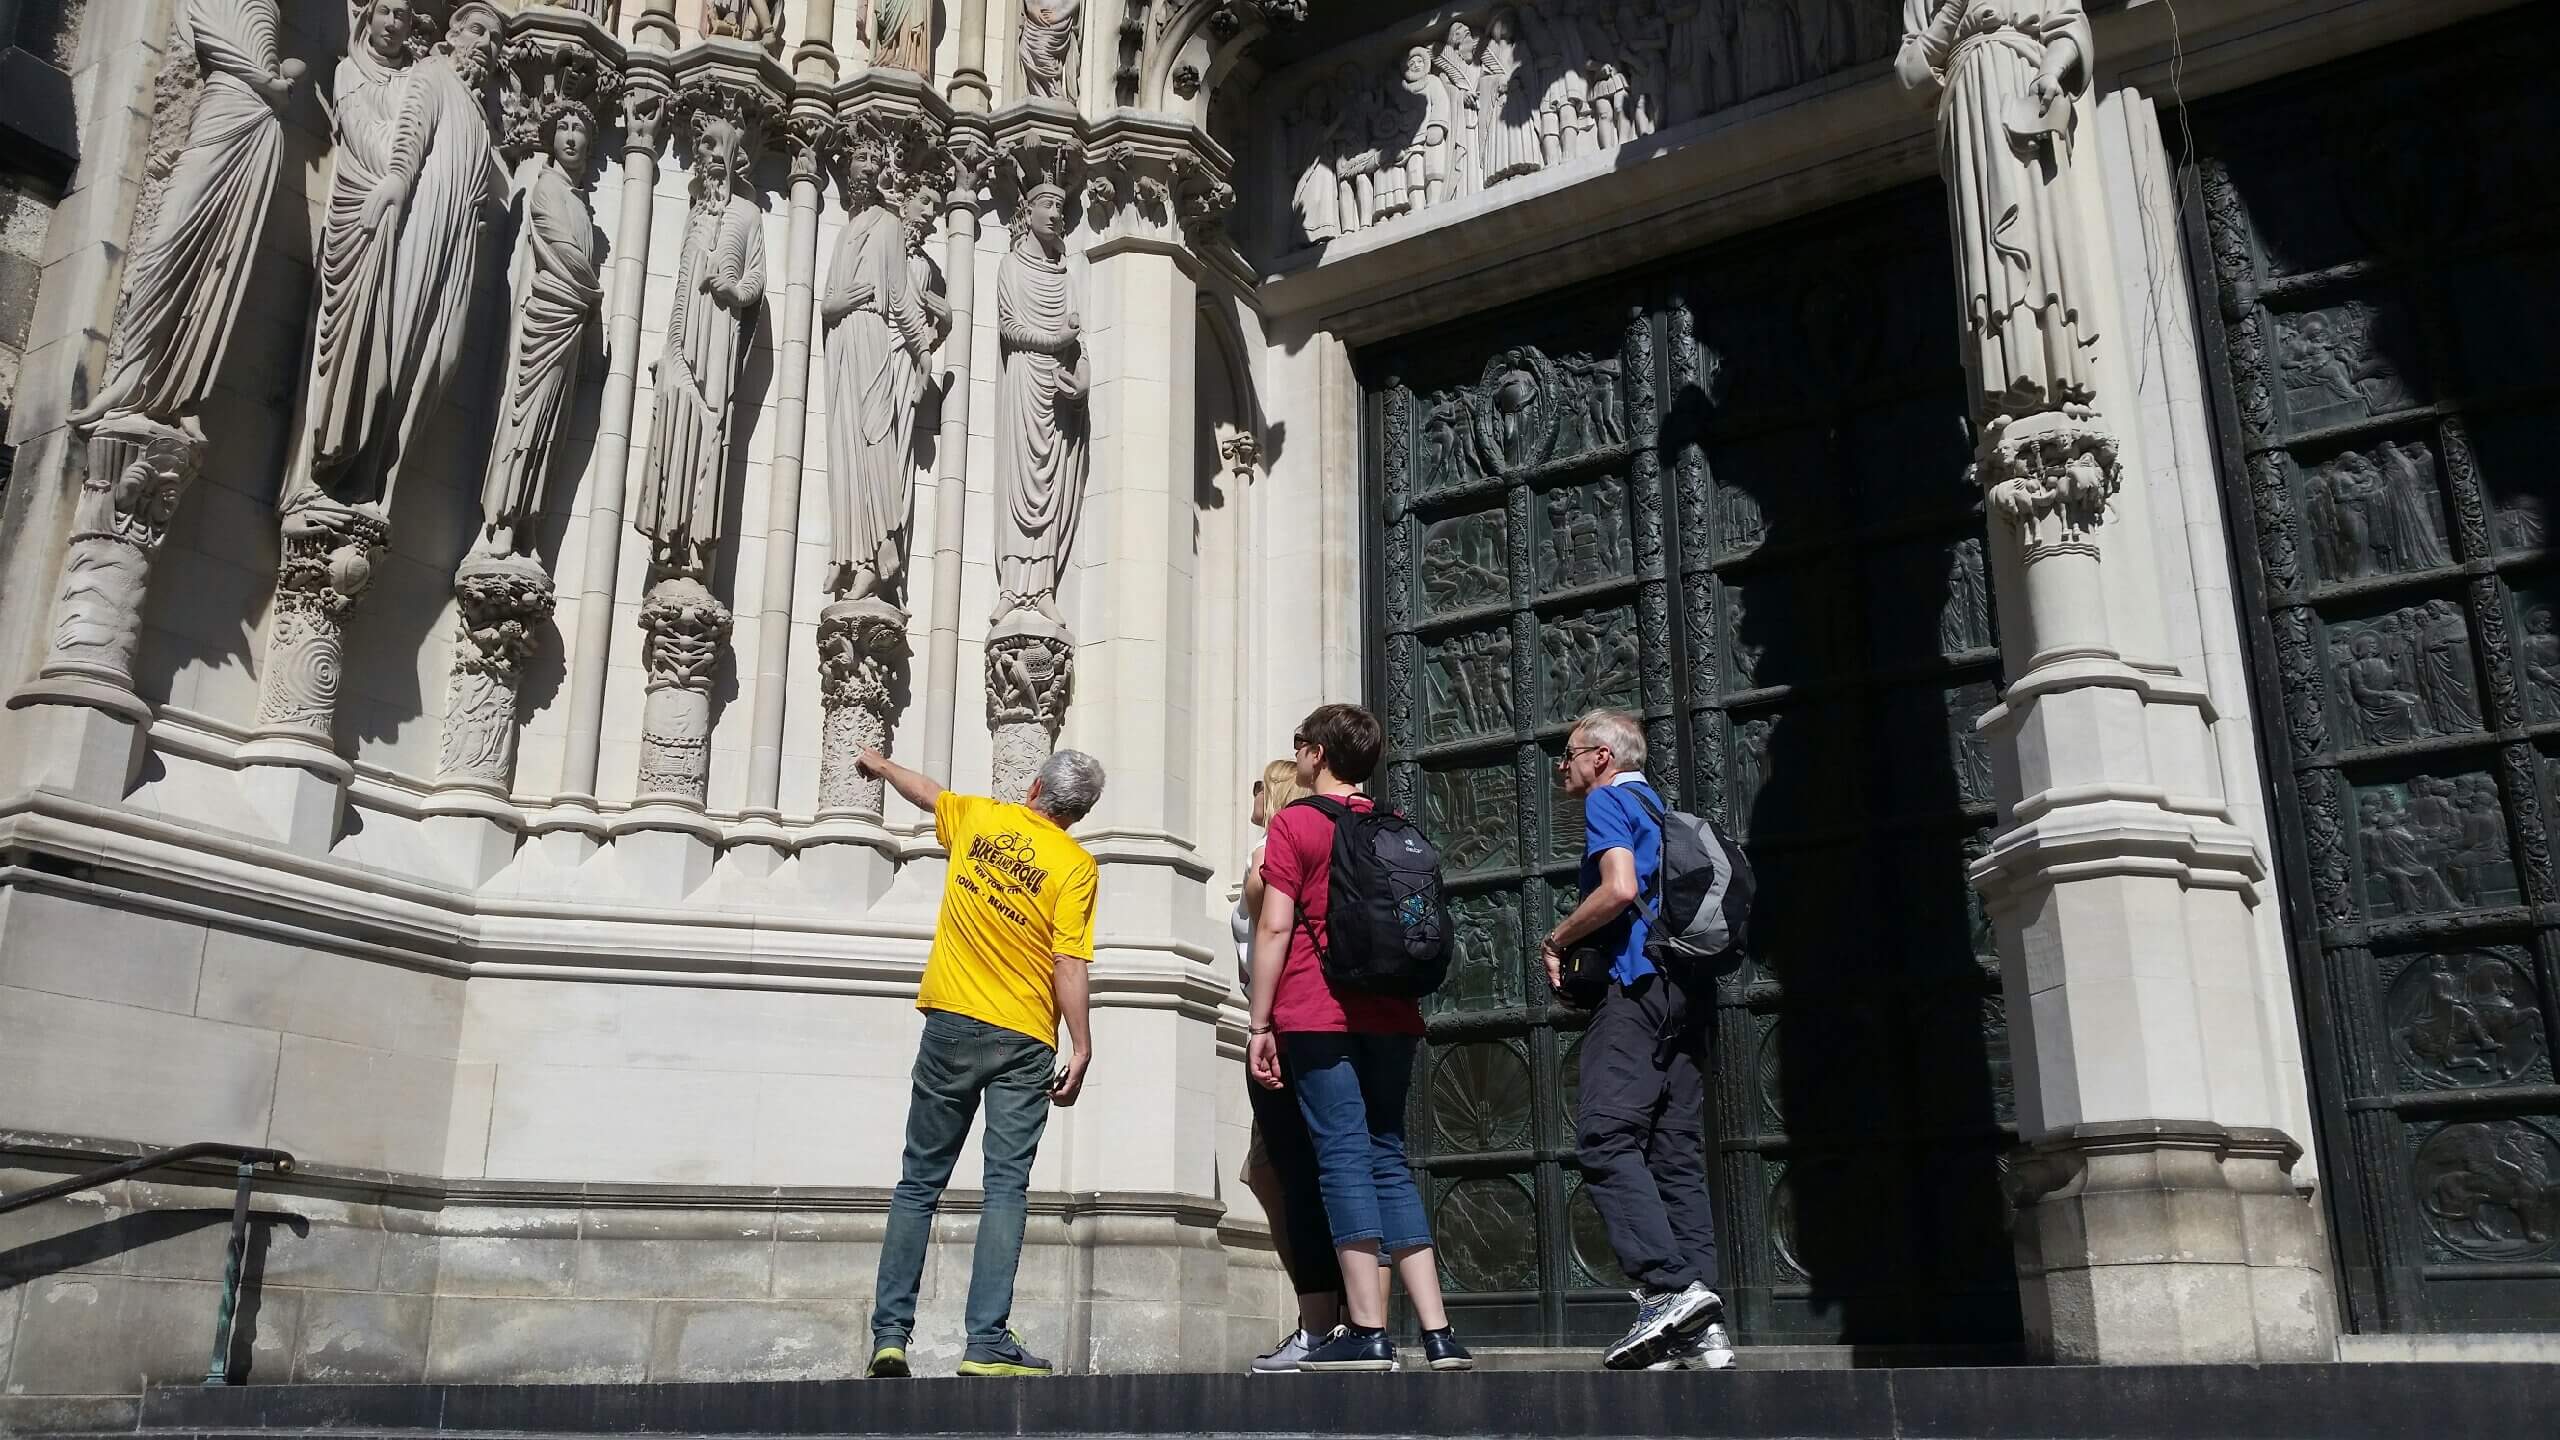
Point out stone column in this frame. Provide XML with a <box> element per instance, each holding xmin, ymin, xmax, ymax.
<box><xmin>738</xmin><ymin>109</ymin><xmax>835</xmax><ymax>844</ymax></box>
<box><xmin>817</xmin><ymin>598</ymin><xmax>910</xmax><ymax>814</ymax></box>
<box><xmin>550</xmin><ymin>67</ymin><xmax>673</xmax><ymax>832</ymax></box>
<box><xmin>985</xmin><ymin>611</ymin><xmax>1072</xmax><ymax>802</ymax></box>
<box><xmin>6</xmin><ymin>416</ymin><xmax>206</xmax><ymax>799</ymax></box>
<box><xmin>633</xmin><ymin>0</ymin><xmax>680</xmax><ymax>48</ymax></box>
<box><xmin>793</xmin><ymin>0</ymin><xmax>838</xmax><ymax>79</ymax></box>
<box><xmin>918</xmin><ymin>132</ymin><xmax>992</xmax><ymax>784</ymax></box>
<box><xmin>431</xmin><ymin>555</ymin><xmax>555</xmax><ymax>810</ymax></box>
<box><xmin>1898</xmin><ymin>6</ymin><xmax>2331</xmax><ymax>1362</ymax></box>
<box><xmin>239</xmin><ymin>495</ymin><xmax>391</xmax><ymax>778</ymax></box>
<box><xmin>634</xmin><ymin>575</ymin><xmax>734</xmax><ymax>805</ymax></box>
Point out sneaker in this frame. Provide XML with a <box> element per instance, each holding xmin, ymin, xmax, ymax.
<box><xmin>866</xmin><ymin>1342</ymin><xmax>910</xmax><ymax>1378</ymax></box>
<box><xmin>956</xmin><ymin>1331</ymin><xmax>1054</xmax><ymax>1377</ymax></box>
<box><xmin>1297</xmin><ymin>1324</ymin><xmax>1397</xmax><ymax>1373</ymax></box>
<box><xmin>1420</xmin><ymin>1325</ymin><xmax>1474</xmax><ymax>1372</ymax></box>
<box><xmin>1251</xmin><ymin>1327</ymin><xmax>1314</xmax><ymax>1374</ymax></box>
<box><xmin>1644</xmin><ymin>1321</ymin><xmax>1736</xmax><ymax>1372</ymax></box>
<box><xmin>1602</xmin><ymin>1282</ymin><xmax>1721</xmax><ymax>1370</ymax></box>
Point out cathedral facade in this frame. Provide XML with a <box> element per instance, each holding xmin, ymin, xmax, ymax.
<box><xmin>0</xmin><ymin>0</ymin><xmax>2551</xmax><ymax>1395</ymax></box>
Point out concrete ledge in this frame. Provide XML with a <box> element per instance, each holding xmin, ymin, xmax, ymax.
<box><xmin>89</xmin><ymin>1363</ymin><xmax>2560</xmax><ymax>1440</ymax></box>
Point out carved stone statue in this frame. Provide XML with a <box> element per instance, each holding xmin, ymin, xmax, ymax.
<box><xmin>298</xmin><ymin>0</ymin><xmax>502</xmax><ymax>517</ymax></box>
<box><xmin>478</xmin><ymin>96</ymin><xmax>604</xmax><ymax>557</ymax></box>
<box><xmin>635</xmin><ymin>88</ymin><xmax>767</xmax><ymax>578</ymax></box>
<box><xmin>1898</xmin><ymin>0</ymin><xmax>2099</xmax><ymax>423</ymax></box>
<box><xmin>16</xmin><ymin>0</ymin><xmax>302</xmax><ymax>719</ymax></box>
<box><xmin>862</xmin><ymin>0</ymin><xmax>932</xmax><ymax>75</ymax></box>
<box><xmin>75</xmin><ymin>0</ymin><xmax>301</xmax><ymax>428</ymax></box>
<box><xmin>1475</xmin><ymin>9</ymin><xmax>1544</xmax><ymax>186</ymax></box>
<box><xmin>1288</xmin><ymin>74</ymin><xmax>1343</xmax><ymax>244</ymax></box>
<box><xmin>990</xmin><ymin>180</ymin><xmax>1088</xmax><ymax>628</ymax></box>
<box><xmin>706</xmin><ymin>0</ymin><xmax>785</xmax><ymax>54</ymax></box>
<box><xmin>244</xmin><ymin>1</ymin><xmax>503</xmax><ymax>766</ymax></box>
<box><xmin>1398</xmin><ymin>46</ymin><xmax>1454</xmax><ymax>209</ymax></box>
<box><xmin>821</xmin><ymin>155</ymin><xmax>949</xmax><ymax>604</ymax></box>
<box><xmin>1435</xmin><ymin>20</ymin><xmax>1483</xmax><ymax>195</ymax></box>
<box><xmin>1016</xmin><ymin>0</ymin><xmax>1082</xmax><ymax>103</ymax></box>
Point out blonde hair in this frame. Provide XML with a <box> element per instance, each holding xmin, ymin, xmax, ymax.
<box><xmin>1260</xmin><ymin>757</ymin><xmax>1308</xmax><ymax>812</ymax></box>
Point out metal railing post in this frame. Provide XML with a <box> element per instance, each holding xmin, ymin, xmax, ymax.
<box><xmin>201</xmin><ymin>1159</ymin><xmax>259</xmax><ymax>1386</ymax></box>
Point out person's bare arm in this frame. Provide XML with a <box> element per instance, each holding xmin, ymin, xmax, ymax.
<box><xmin>1248</xmin><ymin>885</ymin><xmax>1295</xmax><ymax>1089</ymax></box>
<box><xmin>1542</xmin><ymin>848</ymin><xmax>1638</xmax><ymax>990</ymax></box>
<box><xmin>1050</xmin><ymin>955</ymin><xmax>1092</xmax><ymax>1105</ymax></box>
<box><xmin>854</xmin><ymin>747</ymin><xmax>942</xmax><ymax>812</ymax></box>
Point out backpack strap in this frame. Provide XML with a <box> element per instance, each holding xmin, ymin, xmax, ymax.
<box><xmin>1621</xmin><ymin>785</ymin><xmax>1669</xmax><ymax>933</ymax></box>
<box><xmin>1281</xmin><ymin>794</ymin><xmax>1356</xmax><ymax>960</ymax></box>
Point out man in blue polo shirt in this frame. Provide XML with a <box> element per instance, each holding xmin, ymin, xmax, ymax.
<box><xmin>1542</xmin><ymin>707</ymin><xmax>1733</xmax><ymax>1373</ymax></box>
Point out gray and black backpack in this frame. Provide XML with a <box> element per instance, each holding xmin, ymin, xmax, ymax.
<box><xmin>1627</xmin><ymin>788</ymin><xmax>1753</xmax><ymax>971</ymax></box>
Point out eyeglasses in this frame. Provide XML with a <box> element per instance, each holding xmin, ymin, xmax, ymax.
<box><xmin>1292</xmin><ymin>734</ymin><xmax>1312</xmax><ymax>752</ymax></box>
<box><xmin>1557</xmin><ymin>744</ymin><xmax>1607</xmax><ymax>769</ymax></box>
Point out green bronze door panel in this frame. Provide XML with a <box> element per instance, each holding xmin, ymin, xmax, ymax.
<box><xmin>1364</xmin><ymin>185</ymin><xmax>2018</xmax><ymax>1349</ymax></box>
<box><xmin>2186</xmin><ymin>9</ymin><xmax>2560</xmax><ymax>1335</ymax></box>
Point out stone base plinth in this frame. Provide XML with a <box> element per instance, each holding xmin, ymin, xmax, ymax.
<box><xmin>7</xmin><ymin>700</ymin><xmax>149</xmax><ymax>802</ymax></box>
<box><xmin>2009</xmin><ymin>1121</ymin><xmax>2336</xmax><ymax>1364</ymax></box>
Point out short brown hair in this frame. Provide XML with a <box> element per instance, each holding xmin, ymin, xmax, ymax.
<box><xmin>1296</xmin><ymin>703</ymin><xmax>1383</xmax><ymax>784</ymax></box>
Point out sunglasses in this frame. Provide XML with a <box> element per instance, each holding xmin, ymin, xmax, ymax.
<box><xmin>1556</xmin><ymin>744</ymin><xmax>1607</xmax><ymax>769</ymax></box>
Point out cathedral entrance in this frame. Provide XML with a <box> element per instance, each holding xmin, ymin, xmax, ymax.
<box><xmin>1361</xmin><ymin>185</ymin><xmax>2019</xmax><ymax>1348</ymax></box>
<box><xmin>2188</xmin><ymin>7</ymin><xmax>2560</xmax><ymax>1336</ymax></box>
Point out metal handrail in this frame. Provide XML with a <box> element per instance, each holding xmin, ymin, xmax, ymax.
<box><xmin>0</xmin><ymin>1142</ymin><xmax>294</xmax><ymax>1386</ymax></box>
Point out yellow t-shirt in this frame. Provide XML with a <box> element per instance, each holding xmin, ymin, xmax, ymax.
<box><xmin>916</xmin><ymin>791</ymin><xmax>1099</xmax><ymax>1046</ymax></box>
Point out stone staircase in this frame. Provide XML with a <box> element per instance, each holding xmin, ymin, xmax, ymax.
<box><xmin>15</xmin><ymin>1362</ymin><xmax>2556</xmax><ymax>1440</ymax></box>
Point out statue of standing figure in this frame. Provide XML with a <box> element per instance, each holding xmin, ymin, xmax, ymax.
<box><xmin>821</xmin><ymin>144</ymin><xmax>950</xmax><ymax>604</ymax></box>
<box><xmin>990</xmin><ymin>177</ymin><xmax>1088</xmax><ymax>628</ymax></box>
<box><xmin>296</xmin><ymin>0</ymin><xmax>504</xmax><ymax>517</ymax></box>
<box><xmin>477</xmin><ymin>82</ymin><xmax>605</xmax><ymax>557</ymax></box>
<box><xmin>862</xmin><ymin>0</ymin><xmax>933</xmax><ymax>75</ymax></box>
<box><xmin>1016</xmin><ymin>0</ymin><xmax>1082</xmax><ymax>103</ymax></box>
<box><xmin>75</xmin><ymin>0</ymin><xmax>302</xmax><ymax>430</ymax></box>
<box><xmin>634</xmin><ymin>86</ymin><xmax>768</xmax><ymax>578</ymax></box>
<box><xmin>1897</xmin><ymin>0</ymin><xmax>2100</xmax><ymax>422</ymax></box>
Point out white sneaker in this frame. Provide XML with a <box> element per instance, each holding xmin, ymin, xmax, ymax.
<box><xmin>1647</xmin><ymin>1321</ymin><xmax>1737</xmax><ymax>1371</ymax></box>
<box><xmin>1602</xmin><ymin>1282</ymin><xmax>1721</xmax><ymax>1370</ymax></box>
<box><xmin>1250</xmin><ymin>1327</ymin><xmax>1313</xmax><ymax>1374</ymax></box>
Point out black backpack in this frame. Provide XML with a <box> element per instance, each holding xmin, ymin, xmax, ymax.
<box><xmin>1289</xmin><ymin>795</ymin><xmax>1451</xmax><ymax>998</ymax></box>
<box><xmin>1628</xmin><ymin>787</ymin><xmax>1754</xmax><ymax>973</ymax></box>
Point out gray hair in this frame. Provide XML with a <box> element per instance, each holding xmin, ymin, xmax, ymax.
<box><xmin>1031</xmin><ymin>748</ymin><xmax>1107</xmax><ymax>824</ymax></box>
<box><xmin>1572</xmin><ymin>708</ymin><xmax>1647</xmax><ymax>772</ymax></box>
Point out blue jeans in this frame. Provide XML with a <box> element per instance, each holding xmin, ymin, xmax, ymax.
<box><xmin>1284</xmin><ymin>1031</ymin><xmax>1432</xmax><ymax>1254</ymax></box>
<box><xmin>871</xmin><ymin>1010</ymin><xmax>1056</xmax><ymax>1347</ymax></box>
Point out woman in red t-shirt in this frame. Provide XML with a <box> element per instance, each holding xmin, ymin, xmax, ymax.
<box><xmin>1246</xmin><ymin>704</ymin><xmax>1472</xmax><ymax>1373</ymax></box>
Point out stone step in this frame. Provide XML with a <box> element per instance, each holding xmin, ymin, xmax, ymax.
<box><xmin>38</xmin><ymin>1362</ymin><xmax>2554</xmax><ymax>1440</ymax></box>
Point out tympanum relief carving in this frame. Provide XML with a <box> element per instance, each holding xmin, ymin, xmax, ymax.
<box><xmin>1279</xmin><ymin>1</ymin><xmax>1895</xmax><ymax>251</ymax></box>
<box><xmin>2324</xmin><ymin>601</ymin><xmax>2480</xmax><ymax>749</ymax></box>
<box><xmin>2356</xmin><ymin>775</ymin><xmax>2517</xmax><ymax>920</ymax></box>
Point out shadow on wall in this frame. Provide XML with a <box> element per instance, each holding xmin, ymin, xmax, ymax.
<box><xmin>0</xmin><ymin>1198</ymin><xmax>307</xmax><ymax>1387</ymax></box>
<box><xmin>1662</xmin><ymin>191</ymin><xmax>2019</xmax><ymax>1348</ymax></box>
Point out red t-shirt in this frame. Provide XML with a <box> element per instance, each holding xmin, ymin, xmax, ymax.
<box><xmin>1262</xmin><ymin>794</ymin><xmax>1427</xmax><ymax>1036</ymax></box>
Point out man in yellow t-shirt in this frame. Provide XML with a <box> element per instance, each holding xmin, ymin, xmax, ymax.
<box><xmin>855</xmin><ymin>744</ymin><xmax>1104</xmax><ymax>1381</ymax></box>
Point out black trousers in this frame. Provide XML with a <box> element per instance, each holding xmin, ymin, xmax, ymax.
<box><xmin>1576</xmin><ymin>971</ymin><xmax>1722</xmax><ymax>1294</ymax></box>
<box><xmin>1247</xmin><ymin>1070</ymin><xmax>1347</xmax><ymax>1300</ymax></box>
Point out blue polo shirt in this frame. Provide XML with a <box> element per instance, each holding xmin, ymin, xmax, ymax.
<box><xmin>1579</xmin><ymin>774</ymin><xmax>1662</xmax><ymax>988</ymax></box>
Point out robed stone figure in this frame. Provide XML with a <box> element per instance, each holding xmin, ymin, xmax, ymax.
<box><xmin>1898</xmin><ymin>0</ymin><xmax>2100</xmax><ymax>419</ymax></box>
<box><xmin>477</xmin><ymin>104</ymin><xmax>603</xmax><ymax>555</ymax></box>
<box><xmin>990</xmin><ymin>182</ymin><xmax>1087</xmax><ymax>626</ymax></box>
<box><xmin>298</xmin><ymin>0</ymin><xmax>502</xmax><ymax>512</ymax></box>
<box><xmin>636</xmin><ymin>106</ymin><xmax>767</xmax><ymax>574</ymax></box>
<box><xmin>1016</xmin><ymin>0</ymin><xmax>1081</xmax><ymax>103</ymax></box>
<box><xmin>75</xmin><ymin>0</ymin><xmax>301</xmax><ymax>428</ymax></box>
<box><xmin>821</xmin><ymin>179</ymin><xmax>949</xmax><ymax>602</ymax></box>
<box><xmin>862</xmin><ymin>0</ymin><xmax>933</xmax><ymax>75</ymax></box>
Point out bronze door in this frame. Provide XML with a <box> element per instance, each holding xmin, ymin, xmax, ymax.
<box><xmin>2188</xmin><ymin>8</ymin><xmax>2560</xmax><ymax>1334</ymax></box>
<box><xmin>1365</xmin><ymin>186</ymin><xmax>2018</xmax><ymax>1347</ymax></box>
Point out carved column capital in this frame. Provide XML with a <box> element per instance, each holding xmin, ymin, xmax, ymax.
<box><xmin>1978</xmin><ymin>409</ymin><xmax>2124</xmax><ymax>561</ymax></box>
<box><xmin>499</xmin><ymin>27</ymin><xmax>623</xmax><ymax>169</ymax></box>
<box><xmin>986</xmin><ymin>613</ymin><xmax>1075</xmax><ymax>803</ymax></box>
<box><xmin>453</xmin><ymin>554</ymin><xmax>558</xmax><ymax>680</ymax></box>
<box><xmin>779</xmin><ymin>106</ymin><xmax>840</xmax><ymax>184</ymax></box>
<box><xmin>639</xmin><ymin>575</ymin><xmax>734</xmax><ymax>695</ymax></box>
<box><xmin>817</xmin><ymin>599</ymin><xmax>912</xmax><ymax>816</ymax></box>
<box><xmin>619</xmin><ymin>70</ymin><xmax>675</xmax><ymax>155</ymax></box>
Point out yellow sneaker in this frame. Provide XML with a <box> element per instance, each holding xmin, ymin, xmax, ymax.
<box><xmin>955</xmin><ymin>1333</ymin><xmax>1053</xmax><ymax>1376</ymax></box>
<box><xmin>866</xmin><ymin>1343</ymin><xmax>910</xmax><ymax>1378</ymax></box>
